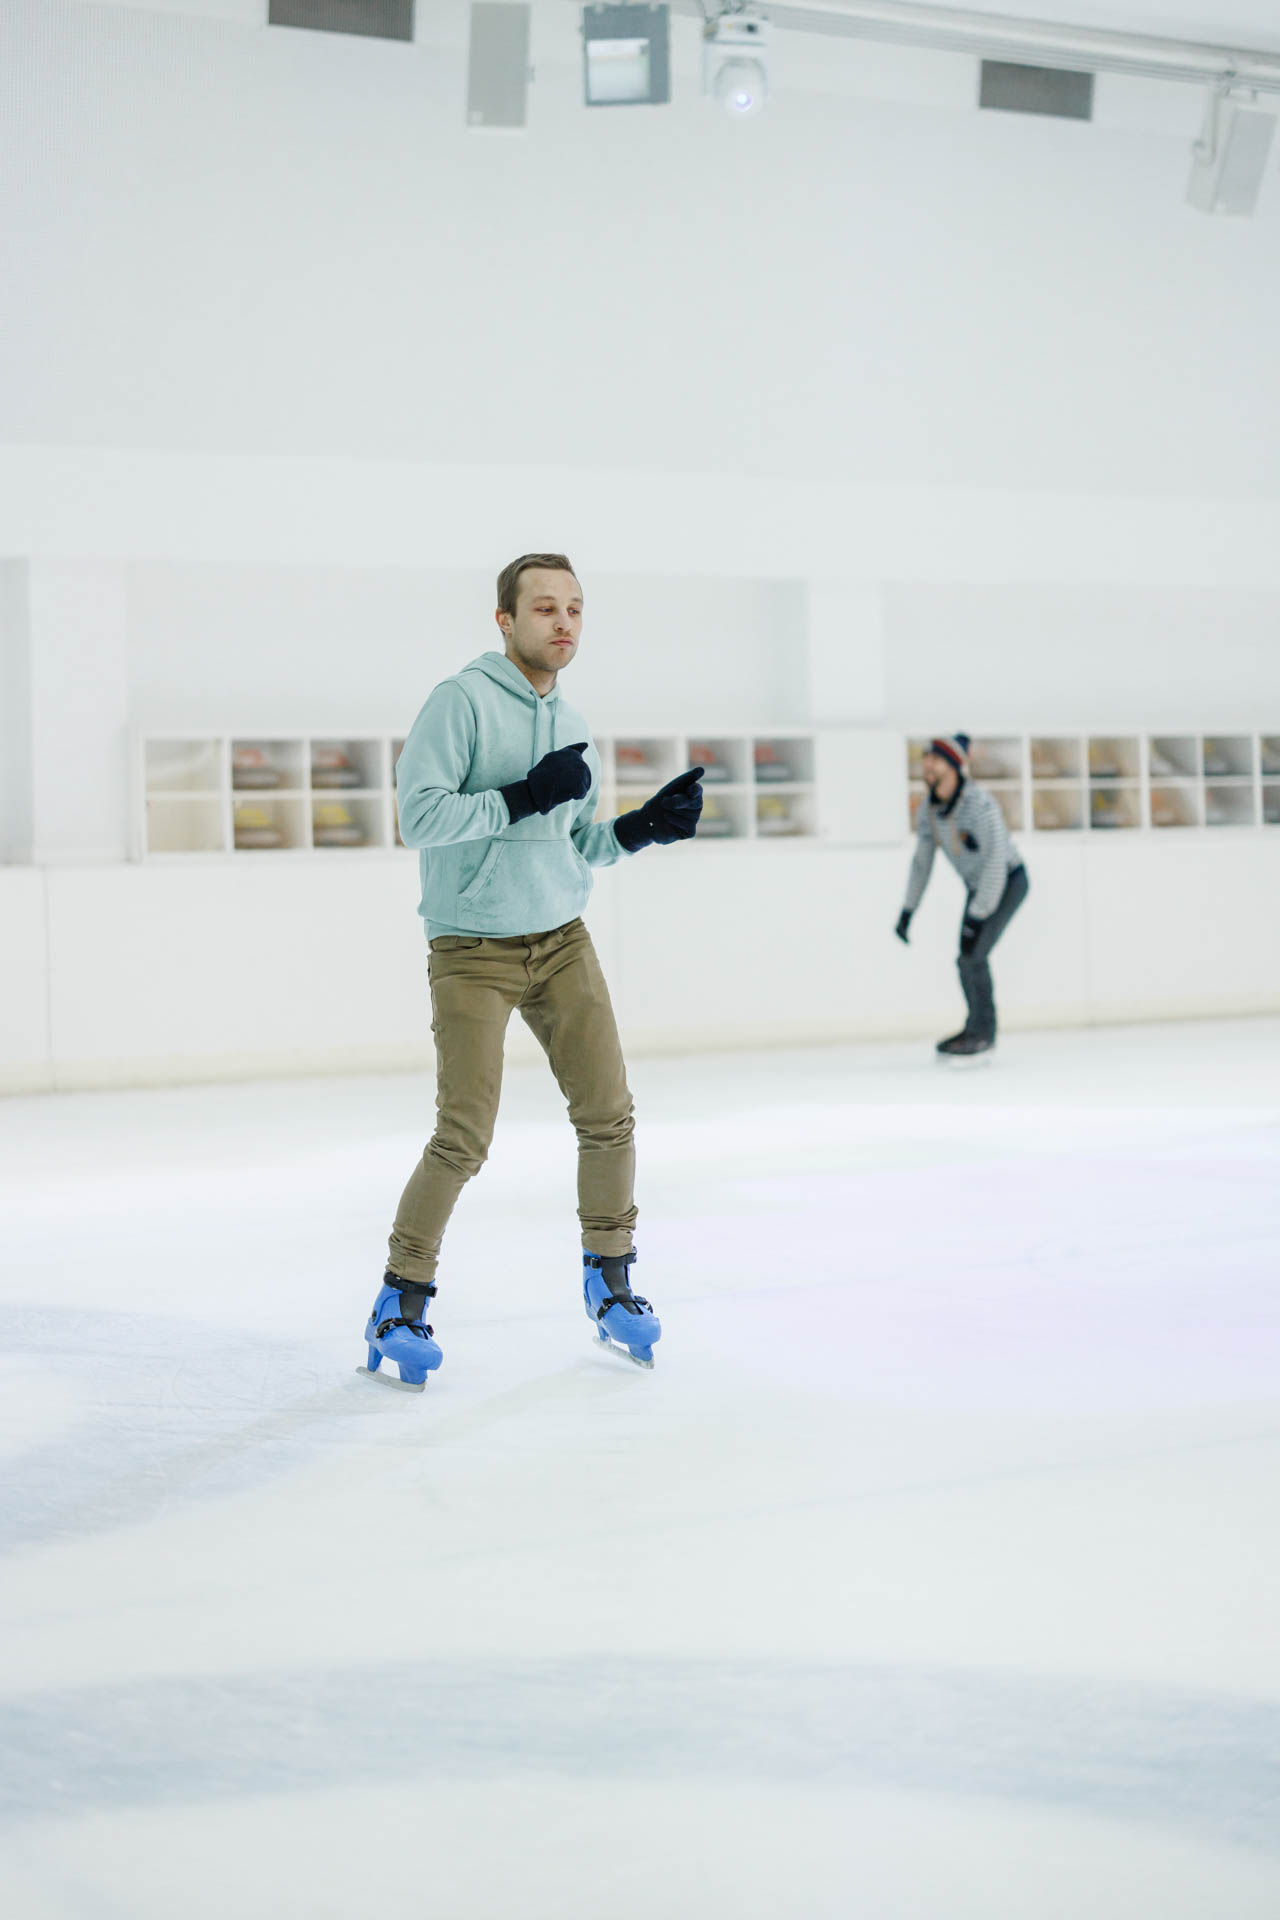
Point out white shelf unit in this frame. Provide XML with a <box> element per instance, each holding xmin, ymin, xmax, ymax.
<box><xmin>906</xmin><ymin>732</ymin><xmax>1280</xmax><ymax>836</ymax></box>
<box><xmin>137</xmin><ymin>730</ymin><xmax>819</xmax><ymax>857</ymax></box>
<box><xmin>601</xmin><ymin>731</ymin><xmax>816</xmax><ymax>843</ymax></box>
<box><xmin>139</xmin><ymin>735</ymin><xmax>397</xmax><ymax>857</ymax></box>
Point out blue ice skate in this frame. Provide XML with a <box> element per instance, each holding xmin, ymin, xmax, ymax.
<box><xmin>358</xmin><ymin>1275</ymin><xmax>443</xmax><ymax>1393</ymax></box>
<box><xmin>583</xmin><ymin>1250</ymin><xmax>661</xmax><ymax>1370</ymax></box>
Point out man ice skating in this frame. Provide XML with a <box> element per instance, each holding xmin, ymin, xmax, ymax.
<box><xmin>360</xmin><ymin>553</ymin><xmax>704</xmax><ymax>1389</ymax></box>
<box><xmin>895</xmin><ymin>733</ymin><xmax>1029</xmax><ymax>1059</ymax></box>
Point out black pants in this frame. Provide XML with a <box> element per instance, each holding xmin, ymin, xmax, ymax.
<box><xmin>957</xmin><ymin>865</ymin><xmax>1029</xmax><ymax>1041</ymax></box>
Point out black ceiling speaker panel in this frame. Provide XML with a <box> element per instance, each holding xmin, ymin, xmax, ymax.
<box><xmin>268</xmin><ymin>1</ymin><xmax>415</xmax><ymax>41</ymax></box>
<box><xmin>980</xmin><ymin>61</ymin><xmax>1094</xmax><ymax>121</ymax></box>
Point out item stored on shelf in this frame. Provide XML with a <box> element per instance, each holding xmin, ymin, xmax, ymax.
<box><xmin>312</xmin><ymin>802</ymin><xmax>366</xmax><ymax>847</ymax></box>
<box><xmin>1204</xmin><ymin>787</ymin><xmax>1253</xmax><ymax>827</ymax></box>
<box><xmin>233</xmin><ymin>805</ymin><xmax>285</xmax><ymax>849</ymax></box>
<box><xmin>754</xmin><ymin>742</ymin><xmax>793</xmax><ymax>783</ymax></box>
<box><xmin>1032</xmin><ymin>790</ymin><xmax>1082</xmax><ymax>831</ymax></box>
<box><xmin>311</xmin><ymin>745</ymin><xmax>362</xmax><ymax>789</ymax></box>
<box><xmin>232</xmin><ymin>745</ymin><xmax>283</xmax><ymax>789</ymax></box>
<box><xmin>1088</xmin><ymin>740</ymin><xmax>1127</xmax><ymax>779</ymax></box>
<box><xmin>968</xmin><ymin>740</ymin><xmax>1017</xmax><ymax>780</ymax></box>
<box><xmin>1089</xmin><ymin>788</ymin><xmax>1136</xmax><ymax>829</ymax></box>
<box><xmin>1264</xmin><ymin>787</ymin><xmax>1280</xmax><ymax>824</ymax></box>
<box><xmin>757</xmin><ymin>795</ymin><xmax>799</xmax><ymax>836</ymax></box>
<box><xmin>697</xmin><ymin>796</ymin><xmax>735</xmax><ymax>837</ymax></box>
<box><xmin>1262</xmin><ymin>738</ymin><xmax>1280</xmax><ymax>777</ymax></box>
<box><xmin>688</xmin><ymin>743</ymin><xmax>729</xmax><ymax>783</ymax></box>
<box><xmin>614</xmin><ymin>742</ymin><xmax>661</xmax><ymax>781</ymax></box>
<box><xmin>1150</xmin><ymin>788</ymin><xmax>1195</xmax><ymax>828</ymax></box>
<box><xmin>1030</xmin><ymin>742</ymin><xmax>1063</xmax><ymax>779</ymax></box>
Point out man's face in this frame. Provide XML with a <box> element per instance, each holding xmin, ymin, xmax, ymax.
<box><xmin>922</xmin><ymin>752</ymin><xmax>959</xmax><ymax>801</ymax></box>
<box><xmin>498</xmin><ymin>569</ymin><xmax>583</xmax><ymax>676</ymax></box>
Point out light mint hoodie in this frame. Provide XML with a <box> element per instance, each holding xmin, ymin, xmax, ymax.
<box><xmin>396</xmin><ymin>651</ymin><xmax>630</xmax><ymax>939</ymax></box>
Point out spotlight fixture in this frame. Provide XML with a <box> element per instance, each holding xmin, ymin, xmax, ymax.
<box><xmin>702</xmin><ymin>8</ymin><xmax>770</xmax><ymax>118</ymax></box>
<box><xmin>1187</xmin><ymin>84</ymin><xmax>1277</xmax><ymax>215</ymax></box>
<box><xmin>581</xmin><ymin>5</ymin><xmax>670</xmax><ymax>108</ymax></box>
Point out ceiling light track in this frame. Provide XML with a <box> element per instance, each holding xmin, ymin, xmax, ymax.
<box><xmin>677</xmin><ymin>0</ymin><xmax>1280</xmax><ymax>95</ymax></box>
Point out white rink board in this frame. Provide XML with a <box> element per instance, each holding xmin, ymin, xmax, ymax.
<box><xmin>5</xmin><ymin>830</ymin><xmax>1280</xmax><ymax>1091</ymax></box>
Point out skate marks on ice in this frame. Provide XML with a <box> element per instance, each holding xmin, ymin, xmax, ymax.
<box><xmin>0</xmin><ymin>1307</ymin><xmax>393</xmax><ymax>1555</ymax></box>
<box><xmin>0</xmin><ymin>1304</ymin><xmax>652</xmax><ymax>1556</ymax></box>
<box><xmin>0</xmin><ymin>1658</ymin><xmax>1277</xmax><ymax>1857</ymax></box>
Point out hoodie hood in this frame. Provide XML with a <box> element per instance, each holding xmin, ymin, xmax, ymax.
<box><xmin>461</xmin><ymin>651</ymin><xmax>562</xmax><ymax>758</ymax></box>
<box><xmin>464</xmin><ymin>650</ymin><xmax>559</xmax><ymax>706</ymax></box>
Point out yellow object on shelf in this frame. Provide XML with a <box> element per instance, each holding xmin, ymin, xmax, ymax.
<box><xmin>313</xmin><ymin>802</ymin><xmax>365</xmax><ymax>848</ymax></box>
<box><xmin>757</xmin><ymin>794</ymin><xmax>800</xmax><ymax>836</ymax></box>
<box><xmin>698</xmin><ymin>795</ymin><xmax>736</xmax><ymax>837</ymax></box>
<box><xmin>234</xmin><ymin>805</ymin><xmax>284</xmax><ymax>849</ymax></box>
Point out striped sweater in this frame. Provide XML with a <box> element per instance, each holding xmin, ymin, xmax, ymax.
<box><xmin>904</xmin><ymin>781</ymin><xmax>1023</xmax><ymax>920</ymax></box>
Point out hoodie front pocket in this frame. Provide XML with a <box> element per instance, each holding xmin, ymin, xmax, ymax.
<box><xmin>460</xmin><ymin>839</ymin><xmax>505</xmax><ymax>905</ymax></box>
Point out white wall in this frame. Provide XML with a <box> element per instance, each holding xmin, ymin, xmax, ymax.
<box><xmin>124</xmin><ymin>563</ymin><xmax>1280</xmax><ymax>743</ymax></box>
<box><xmin>882</xmin><ymin>585</ymin><xmax>1280</xmax><ymax>730</ymax></box>
<box><xmin>125</xmin><ymin>563</ymin><xmax>810</xmax><ymax>734</ymax></box>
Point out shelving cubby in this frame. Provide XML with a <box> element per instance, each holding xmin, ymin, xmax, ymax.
<box><xmin>1028</xmin><ymin>735</ymin><xmax>1083</xmax><ymax>832</ymax></box>
<box><xmin>143</xmin><ymin>738</ymin><xmax>229</xmax><ymax>854</ymax></box>
<box><xmin>904</xmin><ymin>731</ymin><xmax>1280</xmax><ymax>837</ymax></box>
<box><xmin>138</xmin><ymin>729</ymin><xmax>819</xmax><ymax>857</ymax></box>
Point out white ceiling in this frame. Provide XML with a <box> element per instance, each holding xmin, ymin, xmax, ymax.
<box><xmin>72</xmin><ymin>0</ymin><xmax>1280</xmax><ymax>48</ymax></box>
<box><xmin>838</xmin><ymin>2</ymin><xmax>1280</xmax><ymax>48</ymax></box>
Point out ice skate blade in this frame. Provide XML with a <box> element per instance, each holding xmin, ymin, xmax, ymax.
<box><xmin>936</xmin><ymin>1051</ymin><xmax>995</xmax><ymax>1070</ymax></box>
<box><xmin>356</xmin><ymin>1364</ymin><xmax>426</xmax><ymax>1394</ymax></box>
<box><xmin>592</xmin><ymin>1331</ymin><xmax>655</xmax><ymax>1371</ymax></box>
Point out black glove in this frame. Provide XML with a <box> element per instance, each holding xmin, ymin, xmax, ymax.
<box><xmin>614</xmin><ymin>767</ymin><xmax>704</xmax><ymax>853</ymax></box>
<box><xmin>895</xmin><ymin>909</ymin><xmax>912</xmax><ymax>944</ymax></box>
<box><xmin>501</xmin><ymin>742</ymin><xmax>590</xmax><ymax>825</ymax></box>
<box><xmin>959</xmin><ymin>914</ymin><xmax>985</xmax><ymax>957</ymax></box>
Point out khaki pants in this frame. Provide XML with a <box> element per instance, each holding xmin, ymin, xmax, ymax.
<box><xmin>387</xmin><ymin>918</ymin><xmax>636</xmax><ymax>1285</ymax></box>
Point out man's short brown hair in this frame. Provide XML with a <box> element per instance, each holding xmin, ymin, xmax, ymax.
<box><xmin>496</xmin><ymin>552</ymin><xmax>579</xmax><ymax>618</ymax></box>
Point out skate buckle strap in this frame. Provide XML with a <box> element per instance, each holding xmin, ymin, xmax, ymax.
<box><xmin>595</xmin><ymin>1292</ymin><xmax>651</xmax><ymax>1321</ymax></box>
<box><xmin>385</xmin><ymin>1274</ymin><xmax>438</xmax><ymax>1297</ymax></box>
<box><xmin>375</xmin><ymin>1317</ymin><xmax>435</xmax><ymax>1340</ymax></box>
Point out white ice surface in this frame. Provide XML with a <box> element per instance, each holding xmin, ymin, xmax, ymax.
<box><xmin>1</xmin><ymin>1019</ymin><xmax>1279</xmax><ymax>1918</ymax></box>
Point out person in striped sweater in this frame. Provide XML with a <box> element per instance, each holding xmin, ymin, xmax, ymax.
<box><xmin>895</xmin><ymin>733</ymin><xmax>1030</xmax><ymax>1058</ymax></box>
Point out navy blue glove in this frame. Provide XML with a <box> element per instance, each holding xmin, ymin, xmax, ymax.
<box><xmin>959</xmin><ymin>914</ymin><xmax>985</xmax><ymax>957</ymax></box>
<box><xmin>615</xmin><ymin>767</ymin><xmax>704</xmax><ymax>853</ymax></box>
<box><xmin>501</xmin><ymin>742</ymin><xmax>590</xmax><ymax>826</ymax></box>
<box><xmin>895</xmin><ymin>909</ymin><xmax>912</xmax><ymax>944</ymax></box>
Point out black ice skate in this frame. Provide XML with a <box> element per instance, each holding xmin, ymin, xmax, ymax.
<box><xmin>936</xmin><ymin>1031</ymin><xmax>995</xmax><ymax>1060</ymax></box>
